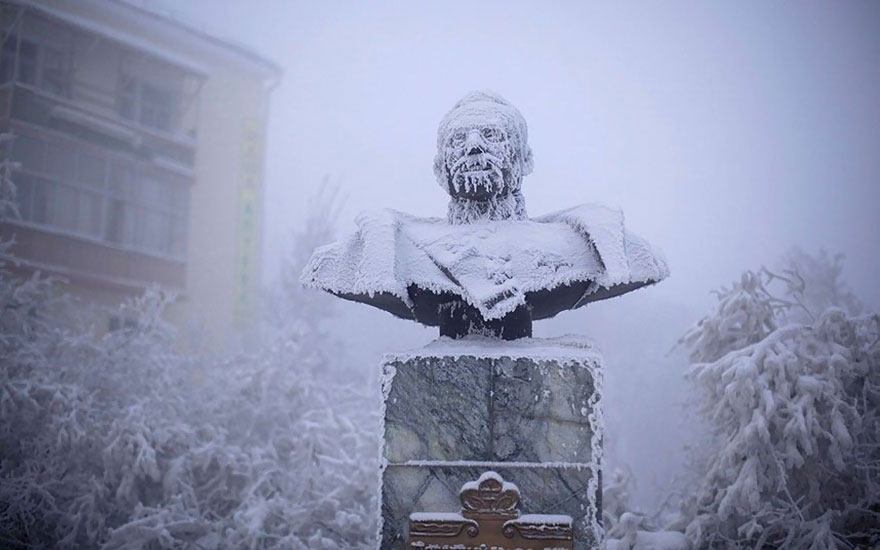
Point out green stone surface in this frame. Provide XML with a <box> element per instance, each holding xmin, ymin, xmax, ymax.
<box><xmin>379</xmin><ymin>337</ymin><xmax>604</xmax><ymax>550</ymax></box>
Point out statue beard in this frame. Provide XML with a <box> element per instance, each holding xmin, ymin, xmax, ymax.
<box><xmin>448</xmin><ymin>152</ymin><xmax>506</xmax><ymax>200</ymax></box>
<box><xmin>441</xmin><ymin>145</ymin><xmax>528</xmax><ymax>224</ymax></box>
<box><xmin>446</xmin><ymin>161</ymin><xmax>527</xmax><ymax>224</ymax></box>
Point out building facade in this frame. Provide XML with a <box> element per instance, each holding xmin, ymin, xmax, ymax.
<box><xmin>0</xmin><ymin>0</ymin><xmax>280</xmax><ymax>347</ymax></box>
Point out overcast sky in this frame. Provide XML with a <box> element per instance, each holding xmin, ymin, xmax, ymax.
<box><xmin>162</xmin><ymin>0</ymin><xmax>880</xmax><ymax>312</ymax></box>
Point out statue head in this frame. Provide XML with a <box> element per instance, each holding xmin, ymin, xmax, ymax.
<box><xmin>434</xmin><ymin>91</ymin><xmax>534</xmax><ymax>223</ymax></box>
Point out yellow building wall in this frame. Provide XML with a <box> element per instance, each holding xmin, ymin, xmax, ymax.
<box><xmin>168</xmin><ymin>68</ymin><xmax>269</xmax><ymax>350</ymax></box>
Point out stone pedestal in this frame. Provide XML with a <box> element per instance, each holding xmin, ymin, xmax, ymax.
<box><xmin>379</xmin><ymin>336</ymin><xmax>604</xmax><ymax>549</ymax></box>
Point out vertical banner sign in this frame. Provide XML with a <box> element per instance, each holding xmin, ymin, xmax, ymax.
<box><xmin>234</xmin><ymin>117</ymin><xmax>262</xmax><ymax>323</ymax></box>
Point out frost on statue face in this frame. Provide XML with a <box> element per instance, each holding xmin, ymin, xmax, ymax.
<box><xmin>443</xmin><ymin>119</ymin><xmax>513</xmax><ymax>201</ymax></box>
<box><xmin>434</xmin><ymin>91</ymin><xmax>534</xmax><ymax>223</ymax></box>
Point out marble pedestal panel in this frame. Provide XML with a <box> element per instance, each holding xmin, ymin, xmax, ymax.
<box><xmin>379</xmin><ymin>336</ymin><xmax>604</xmax><ymax>550</ymax></box>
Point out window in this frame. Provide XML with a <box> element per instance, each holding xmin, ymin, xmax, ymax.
<box><xmin>104</xmin><ymin>198</ymin><xmax>132</xmax><ymax>244</ymax></box>
<box><xmin>30</xmin><ymin>176</ymin><xmax>51</xmax><ymax>225</ymax></box>
<box><xmin>140</xmin><ymin>209</ymin><xmax>170</xmax><ymax>253</ymax></box>
<box><xmin>0</xmin><ymin>32</ymin><xmax>71</xmax><ymax>97</ymax></box>
<box><xmin>12</xmin><ymin>172</ymin><xmax>34</xmax><ymax>220</ymax></box>
<box><xmin>108</xmin><ymin>162</ymin><xmax>135</xmax><ymax>197</ymax></box>
<box><xmin>170</xmin><ymin>217</ymin><xmax>187</xmax><ymax>258</ymax></box>
<box><xmin>76</xmin><ymin>191</ymin><xmax>101</xmax><ymax>237</ymax></box>
<box><xmin>0</xmin><ymin>36</ymin><xmax>15</xmax><ymax>83</ymax></box>
<box><xmin>109</xmin><ymin>169</ymin><xmax>189</xmax><ymax>257</ymax></box>
<box><xmin>46</xmin><ymin>141</ymin><xmax>76</xmax><ymax>179</ymax></box>
<box><xmin>12</xmin><ymin>132</ymin><xmax>44</xmax><ymax>170</ymax></box>
<box><xmin>10</xmin><ymin>130</ymin><xmax>190</xmax><ymax>260</ymax></box>
<box><xmin>50</xmin><ymin>182</ymin><xmax>77</xmax><ymax>232</ymax></box>
<box><xmin>119</xmin><ymin>75</ymin><xmax>177</xmax><ymax>133</ymax></box>
<box><xmin>130</xmin><ymin>174</ymin><xmax>185</xmax><ymax>256</ymax></box>
<box><xmin>119</xmin><ymin>76</ymin><xmax>136</xmax><ymax>120</ymax></box>
<box><xmin>39</xmin><ymin>46</ymin><xmax>70</xmax><ymax>97</ymax></box>
<box><xmin>76</xmin><ymin>151</ymin><xmax>106</xmax><ymax>188</ymax></box>
<box><xmin>16</xmin><ymin>39</ymin><xmax>37</xmax><ymax>86</ymax></box>
<box><xmin>140</xmin><ymin>83</ymin><xmax>173</xmax><ymax>131</ymax></box>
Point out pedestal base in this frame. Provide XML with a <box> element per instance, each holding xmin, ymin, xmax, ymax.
<box><xmin>379</xmin><ymin>336</ymin><xmax>604</xmax><ymax>549</ymax></box>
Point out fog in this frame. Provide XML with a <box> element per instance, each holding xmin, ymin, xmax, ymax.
<box><xmin>4</xmin><ymin>4</ymin><xmax>880</xmax><ymax>547</ymax></box>
<box><xmin>163</xmin><ymin>0</ymin><xmax>879</xmax><ymax>511</ymax></box>
<box><xmin>159</xmin><ymin>1</ymin><xmax>880</xmax><ymax>309</ymax></box>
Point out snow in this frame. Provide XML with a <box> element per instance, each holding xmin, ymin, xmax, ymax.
<box><xmin>385</xmin><ymin>334</ymin><xmax>601</xmax><ymax>363</ymax></box>
<box><xmin>677</xmin><ymin>261</ymin><xmax>880</xmax><ymax>549</ymax></box>
<box><xmin>302</xmin><ymin>204</ymin><xmax>668</xmax><ymax>323</ymax></box>
<box><xmin>605</xmin><ymin>530</ymin><xmax>687</xmax><ymax>550</ymax></box>
<box><xmin>0</xmin><ymin>202</ymin><xmax>383</xmax><ymax>549</ymax></box>
<box><xmin>376</xmin><ymin>363</ymin><xmax>396</xmax><ymax>545</ymax></box>
<box><xmin>302</xmin><ymin>90</ymin><xmax>668</xmax><ymax>327</ymax></box>
<box><xmin>537</xmin><ymin>203</ymin><xmax>667</xmax><ymax>289</ymax></box>
<box><xmin>511</xmin><ymin>514</ymin><xmax>572</xmax><ymax>526</ymax></box>
<box><xmin>409</xmin><ymin>512</ymin><xmax>468</xmax><ymax>522</ymax></box>
<box><xmin>458</xmin><ymin>470</ymin><xmax>519</xmax><ymax>497</ymax></box>
<box><xmin>399</xmin><ymin>460</ymin><xmax>596</xmax><ymax>469</ymax></box>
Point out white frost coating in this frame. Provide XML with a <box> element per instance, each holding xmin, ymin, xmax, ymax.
<box><xmin>301</xmin><ymin>90</ymin><xmax>668</xmax><ymax>326</ymax></box>
<box><xmin>434</xmin><ymin>91</ymin><xmax>533</xmax><ymax>224</ymax></box>
<box><xmin>384</xmin><ymin>335</ymin><xmax>601</xmax><ymax>364</ymax></box>
<box><xmin>459</xmin><ymin>470</ymin><xmax>519</xmax><ymax>496</ymax></box>
<box><xmin>409</xmin><ymin>512</ymin><xmax>468</xmax><ymax>522</ymax></box>
<box><xmin>302</xmin><ymin>205</ymin><xmax>668</xmax><ymax>322</ymax></box>
<box><xmin>400</xmin><ymin>460</ymin><xmax>594</xmax><ymax>469</ymax></box>
<box><xmin>606</xmin><ymin>530</ymin><xmax>688</xmax><ymax>550</ymax></box>
<box><xmin>511</xmin><ymin>514</ymin><xmax>573</xmax><ymax>526</ymax></box>
<box><xmin>376</xmin><ymin>363</ymin><xmax>396</xmax><ymax>547</ymax></box>
<box><xmin>536</xmin><ymin>203</ymin><xmax>669</xmax><ymax>288</ymax></box>
<box><xmin>586</xmin><ymin>347</ymin><xmax>605</xmax><ymax>545</ymax></box>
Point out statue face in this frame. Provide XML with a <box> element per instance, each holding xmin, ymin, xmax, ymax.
<box><xmin>442</xmin><ymin>115</ymin><xmax>518</xmax><ymax>201</ymax></box>
<box><xmin>434</xmin><ymin>91</ymin><xmax>533</xmax><ymax>208</ymax></box>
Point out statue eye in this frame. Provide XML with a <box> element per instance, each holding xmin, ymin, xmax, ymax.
<box><xmin>451</xmin><ymin>130</ymin><xmax>467</xmax><ymax>146</ymax></box>
<box><xmin>481</xmin><ymin>127</ymin><xmax>504</xmax><ymax>142</ymax></box>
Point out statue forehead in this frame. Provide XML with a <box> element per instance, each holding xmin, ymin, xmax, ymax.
<box><xmin>444</xmin><ymin>100</ymin><xmax>514</xmax><ymax>121</ymax></box>
<box><xmin>439</xmin><ymin>103</ymin><xmax>523</xmax><ymax>141</ymax></box>
<box><xmin>444</xmin><ymin>111</ymin><xmax>508</xmax><ymax>130</ymax></box>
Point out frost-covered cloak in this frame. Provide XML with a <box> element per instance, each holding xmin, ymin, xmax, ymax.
<box><xmin>301</xmin><ymin>203</ymin><xmax>669</xmax><ymax>326</ymax></box>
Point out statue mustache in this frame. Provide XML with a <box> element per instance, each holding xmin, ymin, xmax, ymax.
<box><xmin>449</xmin><ymin>151</ymin><xmax>504</xmax><ymax>174</ymax></box>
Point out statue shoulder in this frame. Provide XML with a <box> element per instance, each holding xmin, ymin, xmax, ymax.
<box><xmin>301</xmin><ymin>208</ymin><xmax>449</xmax><ymax>300</ymax></box>
<box><xmin>301</xmin><ymin>207</ymin><xmax>410</xmax><ymax>299</ymax></box>
<box><xmin>536</xmin><ymin>202</ymin><xmax>668</xmax><ymax>286</ymax></box>
<box><xmin>353</xmin><ymin>208</ymin><xmax>442</xmax><ymax>232</ymax></box>
<box><xmin>535</xmin><ymin>202</ymin><xmax>623</xmax><ymax>226</ymax></box>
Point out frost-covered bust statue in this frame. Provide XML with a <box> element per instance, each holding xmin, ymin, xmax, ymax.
<box><xmin>302</xmin><ymin>91</ymin><xmax>669</xmax><ymax>339</ymax></box>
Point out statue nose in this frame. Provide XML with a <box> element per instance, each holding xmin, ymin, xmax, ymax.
<box><xmin>467</xmin><ymin>143</ymin><xmax>484</xmax><ymax>155</ymax></box>
<box><xmin>464</xmin><ymin>129</ymin><xmax>485</xmax><ymax>155</ymax></box>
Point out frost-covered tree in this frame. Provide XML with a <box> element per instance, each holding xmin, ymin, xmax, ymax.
<box><xmin>679</xmin><ymin>270</ymin><xmax>781</xmax><ymax>365</ymax></box>
<box><xmin>262</xmin><ymin>182</ymin><xmax>346</xmax><ymax>376</ymax></box>
<box><xmin>1</xmin><ymin>131</ymin><xmax>20</xmax><ymax>221</ymax></box>
<box><xmin>0</xmin><ymin>186</ymin><xmax>378</xmax><ymax>549</ymax></box>
<box><xmin>680</xmin><ymin>251</ymin><xmax>879</xmax><ymax>549</ymax></box>
<box><xmin>602</xmin><ymin>467</ymin><xmax>637</xmax><ymax>536</ymax></box>
<box><xmin>774</xmin><ymin>247</ymin><xmax>864</xmax><ymax>323</ymax></box>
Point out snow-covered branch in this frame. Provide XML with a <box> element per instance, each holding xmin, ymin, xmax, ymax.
<box><xmin>680</xmin><ymin>250</ymin><xmax>879</xmax><ymax>549</ymax></box>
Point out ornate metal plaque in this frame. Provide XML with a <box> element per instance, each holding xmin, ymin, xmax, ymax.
<box><xmin>408</xmin><ymin>471</ymin><xmax>574</xmax><ymax>550</ymax></box>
